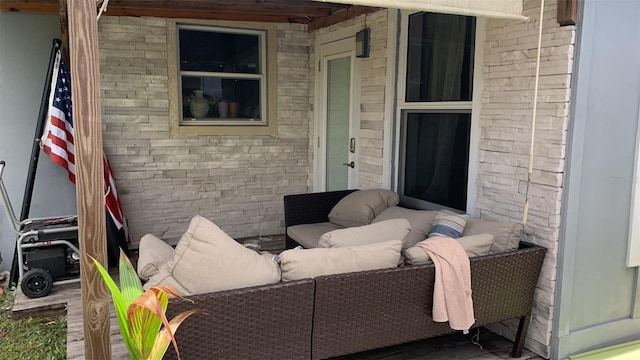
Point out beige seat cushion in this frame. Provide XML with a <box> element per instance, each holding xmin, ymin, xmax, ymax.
<box><xmin>403</xmin><ymin>233</ymin><xmax>495</xmax><ymax>265</ymax></box>
<box><xmin>279</xmin><ymin>240</ymin><xmax>403</xmax><ymax>281</ymax></box>
<box><xmin>372</xmin><ymin>206</ymin><xmax>438</xmax><ymax>249</ymax></box>
<box><xmin>318</xmin><ymin>218</ymin><xmax>411</xmax><ymax>248</ymax></box>
<box><xmin>328</xmin><ymin>189</ymin><xmax>399</xmax><ymax>227</ymax></box>
<box><xmin>462</xmin><ymin>219</ymin><xmax>523</xmax><ymax>254</ymax></box>
<box><xmin>137</xmin><ymin>234</ymin><xmax>175</xmax><ymax>281</ymax></box>
<box><xmin>144</xmin><ymin>216</ymin><xmax>281</xmax><ymax>295</ymax></box>
<box><xmin>287</xmin><ymin>222</ymin><xmax>343</xmax><ymax>248</ymax></box>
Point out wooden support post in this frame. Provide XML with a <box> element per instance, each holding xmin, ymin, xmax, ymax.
<box><xmin>557</xmin><ymin>0</ymin><xmax>578</xmax><ymax>26</ymax></box>
<box><xmin>66</xmin><ymin>0</ymin><xmax>111</xmax><ymax>358</ymax></box>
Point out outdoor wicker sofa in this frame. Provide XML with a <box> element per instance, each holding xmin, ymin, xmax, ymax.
<box><xmin>163</xmin><ymin>190</ymin><xmax>546</xmax><ymax>360</ymax></box>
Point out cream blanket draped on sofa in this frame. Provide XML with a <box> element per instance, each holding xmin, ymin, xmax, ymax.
<box><xmin>417</xmin><ymin>236</ymin><xmax>475</xmax><ymax>332</ymax></box>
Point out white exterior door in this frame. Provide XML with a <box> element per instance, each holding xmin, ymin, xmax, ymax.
<box><xmin>316</xmin><ymin>37</ymin><xmax>360</xmax><ymax>191</ymax></box>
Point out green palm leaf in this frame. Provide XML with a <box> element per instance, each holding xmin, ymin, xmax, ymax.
<box><xmin>90</xmin><ymin>255</ymin><xmax>140</xmax><ymax>359</ymax></box>
<box><xmin>92</xmin><ymin>249</ymin><xmax>201</xmax><ymax>360</ymax></box>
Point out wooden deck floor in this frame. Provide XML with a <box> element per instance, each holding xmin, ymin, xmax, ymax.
<box><xmin>11</xmin><ymin>235</ymin><xmax>543</xmax><ymax>359</ymax></box>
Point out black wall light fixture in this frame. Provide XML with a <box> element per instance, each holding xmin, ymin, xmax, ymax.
<box><xmin>355</xmin><ymin>28</ymin><xmax>370</xmax><ymax>58</ymax></box>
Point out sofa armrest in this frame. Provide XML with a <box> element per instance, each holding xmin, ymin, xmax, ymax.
<box><xmin>284</xmin><ymin>190</ymin><xmax>356</xmax><ymax>228</ymax></box>
<box><xmin>284</xmin><ymin>190</ymin><xmax>357</xmax><ymax>249</ymax></box>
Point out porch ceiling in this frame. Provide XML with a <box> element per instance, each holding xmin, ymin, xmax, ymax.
<box><xmin>0</xmin><ymin>0</ymin><xmax>381</xmax><ymax>29</ymax></box>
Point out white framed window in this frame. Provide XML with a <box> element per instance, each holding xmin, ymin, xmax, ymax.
<box><xmin>396</xmin><ymin>11</ymin><xmax>478</xmax><ymax>212</ymax></box>
<box><xmin>168</xmin><ymin>20</ymin><xmax>278</xmax><ymax>136</ymax></box>
<box><xmin>178</xmin><ymin>24</ymin><xmax>266</xmax><ymax>125</ymax></box>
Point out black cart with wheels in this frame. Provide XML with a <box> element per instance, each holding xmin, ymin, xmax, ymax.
<box><xmin>0</xmin><ymin>161</ymin><xmax>80</xmax><ymax>298</ymax></box>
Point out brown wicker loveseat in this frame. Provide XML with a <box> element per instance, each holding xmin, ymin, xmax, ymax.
<box><xmin>164</xmin><ymin>190</ymin><xmax>546</xmax><ymax>360</ymax></box>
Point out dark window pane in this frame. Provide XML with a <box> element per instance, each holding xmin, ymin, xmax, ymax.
<box><xmin>182</xmin><ymin>76</ymin><xmax>261</xmax><ymax>120</ymax></box>
<box><xmin>406</xmin><ymin>12</ymin><xmax>475</xmax><ymax>102</ymax></box>
<box><xmin>179</xmin><ymin>28</ymin><xmax>260</xmax><ymax>74</ymax></box>
<box><xmin>403</xmin><ymin>112</ymin><xmax>471</xmax><ymax>211</ymax></box>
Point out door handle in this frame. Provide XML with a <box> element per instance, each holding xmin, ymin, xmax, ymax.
<box><xmin>342</xmin><ymin>161</ymin><xmax>355</xmax><ymax>168</ymax></box>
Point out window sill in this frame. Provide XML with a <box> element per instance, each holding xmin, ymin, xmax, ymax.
<box><xmin>181</xmin><ymin>117</ymin><xmax>266</xmax><ymax>126</ymax></box>
<box><xmin>170</xmin><ymin>119</ymin><xmax>277</xmax><ymax>136</ymax></box>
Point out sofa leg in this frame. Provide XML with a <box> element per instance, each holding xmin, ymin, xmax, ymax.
<box><xmin>511</xmin><ymin>315</ymin><xmax>531</xmax><ymax>358</ymax></box>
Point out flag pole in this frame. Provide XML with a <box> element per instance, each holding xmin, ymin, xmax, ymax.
<box><xmin>19</xmin><ymin>39</ymin><xmax>62</xmax><ymax>221</ymax></box>
<box><xmin>9</xmin><ymin>39</ymin><xmax>62</xmax><ymax>287</ymax></box>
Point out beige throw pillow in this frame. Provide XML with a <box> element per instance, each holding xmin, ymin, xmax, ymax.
<box><xmin>403</xmin><ymin>233</ymin><xmax>494</xmax><ymax>265</ymax></box>
<box><xmin>318</xmin><ymin>218</ymin><xmax>411</xmax><ymax>248</ymax></box>
<box><xmin>144</xmin><ymin>216</ymin><xmax>281</xmax><ymax>295</ymax></box>
<box><xmin>279</xmin><ymin>240</ymin><xmax>403</xmax><ymax>281</ymax></box>
<box><xmin>372</xmin><ymin>206</ymin><xmax>438</xmax><ymax>249</ymax></box>
<box><xmin>328</xmin><ymin>189</ymin><xmax>399</xmax><ymax>227</ymax></box>
<box><xmin>462</xmin><ymin>219</ymin><xmax>523</xmax><ymax>254</ymax></box>
<box><xmin>428</xmin><ymin>210</ymin><xmax>469</xmax><ymax>239</ymax></box>
<box><xmin>137</xmin><ymin>234</ymin><xmax>175</xmax><ymax>281</ymax></box>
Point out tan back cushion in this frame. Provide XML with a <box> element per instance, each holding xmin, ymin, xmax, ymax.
<box><xmin>462</xmin><ymin>219</ymin><xmax>523</xmax><ymax>254</ymax></box>
<box><xmin>144</xmin><ymin>216</ymin><xmax>281</xmax><ymax>295</ymax></box>
<box><xmin>137</xmin><ymin>234</ymin><xmax>175</xmax><ymax>281</ymax></box>
<box><xmin>328</xmin><ymin>189</ymin><xmax>399</xmax><ymax>227</ymax></box>
<box><xmin>403</xmin><ymin>233</ymin><xmax>494</xmax><ymax>265</ymax></box>
<box><xmin>372</xmin><ymin>206</ymin><xmax>438</xmax><ymax>249</ymax></box>
<box><xmin>318</xmin><ymin>218</ymin><xmax>411</xmax><ymax>248</ymax></box>
<box><xmin>279</xmin><ymin>240</ymin><xmax>403</xmax><ymax>281</ymax></box>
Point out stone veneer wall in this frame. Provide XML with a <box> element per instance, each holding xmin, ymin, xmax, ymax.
<box><xmin>478</xmin><ymin>0</ymin><xmax>575</xmax><ymax>357</ymax></box>
<box><xmin>98</xmin><ymin>16</ymin><xmax>311</xmax><ymax>245</ymax></box>
<box><xmin>309</xmin><ymin>10</ymin><xmax>389</xmax><ymax>189</ymax></box>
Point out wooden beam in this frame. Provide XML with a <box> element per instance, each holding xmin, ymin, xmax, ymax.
<box><xmin>308</xmin><ymin>6</ymin><xmax>382</xmax><ymax>32</ymax></box>
<box><xmin>107</xmin><ymin>0</ymin><xmax>336</xmax><ymax>17</ymax></box>
<box><xmin>58</xmin><ymin>0</ymin><xmax>69</xmax><ymax>65</ymax></box>
<box><xmin>557</xmin><ymin>0</ymin><xmax>577</xmax><ymax>26</ymax></box>
<box><xmin>66</xmin><ymin>0</ymin><xmax>111</xmax><ymax>358</ymax></box>
<box><xmin>0</xmin><ymin>0</ymin><xmax>351</xmax><ymax>21</ymax></box>
<box><xmin>0</xmin><ymin>0</ymin><xmax>316</xmax><ymax>23</ymax></box>
<box><xmin>106</xmin><ymin>0</ymin><xmax>350</xmax><ymax>11</ymax></box>
<box><xmin>102</xmin><ymin>6</ymin><xmax>305</xmax><ymax>23</ymax></box>
<box><xmin>0</xmin><ymin>0</ymin><xmax>58</xmax><ymax>13</ymax></box>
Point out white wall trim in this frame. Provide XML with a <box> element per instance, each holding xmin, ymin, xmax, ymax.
<box><xmin>382</xmin><ymin>9</ymin><xmax>398</xmax><ymax>190</ymax></box>
<box><xmin>467</xmin><ymin>16</ymin><xmax>486</xmax><ymax>217</ymax></box>
<box><xmin>313</xmin><ymin>34</ymin><xmax>322</xmax><ymax>192</ymax></box>
<box><xmin>628</xmin><ymin>105</ymin><xmax>640</xmax><ymax>267</ymax></box>
<box><xmin>392</xmin><ymin>10</ymin><xmax>410</xmax><ymax>192</ymax></box>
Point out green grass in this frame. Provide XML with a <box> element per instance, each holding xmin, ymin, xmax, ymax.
<box><xmin>0</xmin><ymin>289</ymin><xmax>67</xmax><ymax>360</ymax></box>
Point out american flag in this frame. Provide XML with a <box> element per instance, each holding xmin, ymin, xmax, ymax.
<box><xmin>41</xmin><ymin>51</ymin><xmax>129</xmax><ymax>241</ymax></box>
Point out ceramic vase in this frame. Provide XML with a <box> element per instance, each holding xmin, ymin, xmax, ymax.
<box><xmin>229</xmin><ymin>102</ymin><xmax>240</xmax><ymax>118</ymax></box>
<box><xmin>189</xmin><ymin>90</ymin><xmax>209</xmax><ymax>118</ymax></box>
<box><xmin>218</xmin><ymin>100</ymin><xmax>229</xmax><ymax>118</ymax></box>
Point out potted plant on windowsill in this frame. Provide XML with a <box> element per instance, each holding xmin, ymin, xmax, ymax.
<box><xmin>92</xmin><ymin>250</ymin><xmax>202</xmax><ymax>360</ymax></box>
